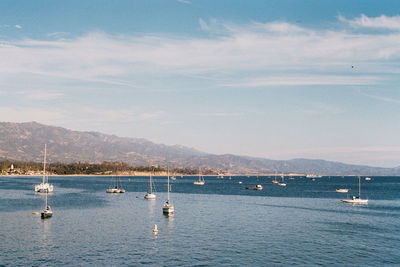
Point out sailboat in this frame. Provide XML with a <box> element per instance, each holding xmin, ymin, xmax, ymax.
<box><xmin>278</xmin><ymin>174</ymin><xmax>287</xmax><ymax>187</ymax></box>
<box><xmin>193</xmin><ymin>171</ymin><xmax>205</xmax><ymax>185</ymax></box>
<box><xmin>144</xmin><ymin>172</ymin><xmax>156</xmax><ymax>199</ymax></box>
<box><xmin>341</xmin><ymin>176</ymin><xmax>368</xmax><ymax>204</ymax></box>
<box><xmin>106</xmin><ymin>176</ymin><xmax>125</xmax><ymax>193</ymax></box>
<box><xmin>41</xmin><ymin>189</ymin><xmax>53</xmax><ymax>219</ymax></box>
<box><xmin>162</xmin><ymin>168</ymin><xmax>174</xmax><ymax>215</ymax></box>
<box><xmin>35</xmin><ymin>144</ymin><xmax>54</xmax><ymax>193</ymax></box>
<box><xmin>272</xmin><ymin>172</ymin><xmax>279</xmax><ymax>184</ymax></box>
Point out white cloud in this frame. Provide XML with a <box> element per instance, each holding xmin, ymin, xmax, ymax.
<box><xmin>17</xmin><ymin>90</ymin><xmax>64</xmax><ymax>100</ymax></box>
<box><xmin>220</xmin><ymin>75</ymin><xmax>379</xmax><ymax>87</ymax></box>
<box><xmin>177</xmin><ymin>0</ymin><xmax>191</xmax><ymax>4</ymax></box>
<box><xmin>15</xmin><ymin>25</ymin><xmax>22</xmax><ymax>29</ymax></box>
<box><xmin>0</xmin><ymin>19</ymin><xmax>399</xmax><ymax>90</ymax></box>
<box><xmin>339</xmin><ymin>14</ymin><xmax>400</xmax><ymax>31</ymax></box>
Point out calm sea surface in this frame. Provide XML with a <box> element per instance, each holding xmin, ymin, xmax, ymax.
<box><xmin>1</xmin><ymin>175</ymin><xmax>399</xmax><ymax>266</ymax></box>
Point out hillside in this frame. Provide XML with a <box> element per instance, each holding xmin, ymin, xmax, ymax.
<box><xmin>0</xmin><ymin>122</ymin><xmax>398</xmax><ymax>175</ymax></box>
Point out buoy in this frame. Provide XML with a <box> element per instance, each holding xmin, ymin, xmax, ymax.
<box><xmin>136</xmin><ymin>196</ymin><xmax>139</xmax><ymax>198</ymax></box>
<box><xmin>32</xmin><ymin>212</ymin><xmax>39</xmax><ymax>215</ymax></box>
<box><xmin>153</xmin><ymin>224</ymin><xmax>158</xmax><ymax>233</ymax></box>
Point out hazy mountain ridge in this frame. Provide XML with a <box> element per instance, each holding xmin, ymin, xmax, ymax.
<box><xmin>0</xmin><ymin>122</ymin><xmax>398</xmax><ymax>175</ymax></box>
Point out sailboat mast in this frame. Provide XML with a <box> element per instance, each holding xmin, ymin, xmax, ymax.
<box><xmin>43</xmin><ymin>144</ymin><xmax>47</xmax><ymax>184</ymax></box>
<box><xmin>359</xmin><ymin>176</ymin><xmax>361</xmax><ymax>197</ymax></box>
<box><xmin>167</xmin><ymin>166</ymin><xmax>170</xmax><ymax>202</ymax></box>
<box><xmin>150</xmin><ymin>173</ymin><xmax>153</xmax><ymax>193</ymax></box>
<box><xmin>44</xmin><ymin>189</ymin><xmax>48</xmax><ymax>208</ymax></box>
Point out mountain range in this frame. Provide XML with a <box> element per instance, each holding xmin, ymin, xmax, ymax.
<box><xmin>0</xmin><ymin>121</ymin><xmax>398</xmax><ymax>176</ymax></box>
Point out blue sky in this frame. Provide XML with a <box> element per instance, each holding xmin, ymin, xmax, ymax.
<box><xmin>1</xmin><ymin>0</ymin><xmax>400</xmax><ymax>167</ymax></box>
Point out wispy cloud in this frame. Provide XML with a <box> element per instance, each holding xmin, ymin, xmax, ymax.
<box><xmin>339</xmin><ymin>14</ymin><xmax>400</xmax><ymax>31</ymax></box>
<box><xmin>17</xmin><ymin>90</ymin><xmax>64</xmax><ymax>100</ymax></box>
<box><xmin>220</xmin><ymin>75</ymin><xmax>379</xmax><ymax>87</ymax></box>
<box><xmin>360</xmin><ymin>91</ymin><xmax>400</xmax><ymax>105</ymax></box>
<box><xmin>177</xmin><ymin>0</ymin><xmax>191</xmax><ymax>4</ymax></box>
<box><xmin>0</xmin><ymin>18</ymin><xmax>400</xmax><ymax>91</ymax></box>
<box><xmin>15</xmin><ymin>25</ymin><xmax>22</xmax><ymax>29</ymax></box>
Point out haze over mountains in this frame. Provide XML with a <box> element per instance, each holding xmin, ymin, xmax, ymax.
<box><xmin>0</xmin><ymin>122</ymin><xmax>398</xmax><ymax>176</ymax></box>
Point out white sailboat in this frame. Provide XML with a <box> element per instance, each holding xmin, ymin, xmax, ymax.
<box><xmin>34</xmin><ymin>144</ymin><xmax>54</xmax><ymax>193</ymax></box>
<box><xmin>144</xmin><ymin>172</ymin><xmax>156</xmax><ymax>199</ymax></box>
<box><xmin>336</xmin><ymin>188</ymin><xmax>349</xmax><ymax>193</ymax></box>
<box><xmin>106</xmin><ymin>176</ymin><xmax>125</xmax><ymax>193</ymax></box>
<box><xmin>193</xmin><ymin>171</ymin><xmax>205</xmax><ymax>185</ymax></box>
<box><xmin>341</xmin><ymin>176</ymin><xmax>368</xmax><ymax>204</ymax></box>
<box><xmin>162</xmin><ymin>168</ymin><xmax>174</xmax><ymax>215</ymax></box>
<box><xmin>272</xmin><ymin>172</ymin><xmax>279</xmax><ymax>184</ymax></box>
<box><xmin>41</xmin><ymin>189</ymin><xmax>53</xmax><ymax>219</ymax></box>
<box><xmin>278</xmin><ymin>174</ymin><xmax>287</xmax><ymax>187</ymax></box>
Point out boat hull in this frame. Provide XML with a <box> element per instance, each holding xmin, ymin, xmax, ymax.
<box><xmin>193</xmin><ymin>181</ymin><xmax>205</xmax><ymax>185</ymax></box>
<box><xmin>163</xmin><ymin>204</ymin><xmax>174</xmax><ymax>215</ymax></box>
<box><xmin>106</xmin><ymin>188</ymin><xmax>125</xmax><ymax>193</ymax></box>
<box><xmin>144</xmin><ymin>193</ymin><xmax>156</xmax><ymax>199</ymax></box>
<box><xmin>336</xmin><ymin>189</ymin><xmax>349</xmax><ymax>193</ymax></box>
<box><xmin>35</xmin><ymin>183</ymin><xmax>54</xmax><ymax>193</ymax></box>
<box><xmin>341</xmin><ymin>199</ymin><xmax>368</xmax><ymax>204</ymax></box>
<box><xmin>41</xmin><ymin>210</ymin><xmax>53</xmax><ymax>219</ymax></box>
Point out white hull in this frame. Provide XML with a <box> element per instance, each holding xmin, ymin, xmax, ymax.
<box><xmin>278</xmin><ymin>183</ymin><xmax>287</xmax><ymax>187</ymax></box>
<box><xmin>35</xmin><ymin>183</ymin><xmax>54</xmax><ymax>193</ymax></box>
<box><xmin>336</xmin><ymin>188</ymin><xmax>349</xmax><ymax>193</ymax></box>
<box><xmin>272</xmin><ymin>180</ymin><xmax>279</xmax><ymax>184</ymax></box>
<box><xmin>193</xmin><ymin>181</ymin><xmax>205</xmax><ymax>185</ymax></box>
<box><xmin>163</xmin><ymin>203</ymin><xmax>174</xmax><ymax>215</ymax></box>
<box><xmin>253</xmin><ymin>185</ymin><xmax>263</xmax><ymax>190</ymax></box>
<box><xmin>365</xmin><ymin>177</ymin><xmax>372</xmax><ymax>181</ymax></box>
<box><xmin>144</xmin><ymin>193</ymin><xmax>156</xmax><ymax>199</ymax></box>
<box><xmin>341</xmin><ymin>198</ymin><xmax>368</xmax><ymax>204</ymax></box>
<box><xmin>106</xmin><ymin>188</ymin><xmax>125</xmax><ymax>193</ymax></box>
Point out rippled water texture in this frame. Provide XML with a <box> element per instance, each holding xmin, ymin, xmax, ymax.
<box><xmin>1</xmin><ymin>176</ymin><xmax>399</xmax><ymax>266</ymax></box>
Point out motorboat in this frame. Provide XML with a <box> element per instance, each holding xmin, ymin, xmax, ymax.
<box><xmin>336</xmin><ymin>188</ymin><xmax>349</xmax><ymax>193</ymax></box>
<box><xmin>253</xmin><ymin>184</ymin><xmax>263</xmax><ymax>190</ymax></box>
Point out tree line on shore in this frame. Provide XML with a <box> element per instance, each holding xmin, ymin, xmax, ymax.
<box><xmin>0</xmin><ymin>159</ymin><xmax>218</xmax><ymax>175</ymax></box>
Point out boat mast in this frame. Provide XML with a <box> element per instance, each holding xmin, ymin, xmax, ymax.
<box><xmin>44</xmin><ymin>189</ymin><xmax>48</xmax><ymax>208</ymax></box>
<box><xmin>43</xmin><ymin>144</ymin><xmax>47</xmax><ymax>184</ymax></box>
<box><xmin>358</xmin><ymin>176</ymin><xmax>361</xmax><ymax>197</ymax></box>
<box><xmin>167</xmin><ymin>166</ymin><xmax>170</xmax><ymax>202</ymax></box>
<box><xmin>149</xmin><ymin>172</ymin><xmax>153</xmax><ymax>194</ymax></box>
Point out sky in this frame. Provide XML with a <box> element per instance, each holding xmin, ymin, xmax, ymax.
<box><xmin>1</xmin><ymin>0</ymin><xmax>400</xmax><ymax>167</ymax></box>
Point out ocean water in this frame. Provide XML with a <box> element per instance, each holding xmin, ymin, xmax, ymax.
<box><xmin>0</xmin><ymin>175</ymin><xmax>399</xmax><ymax>266</ymax></box>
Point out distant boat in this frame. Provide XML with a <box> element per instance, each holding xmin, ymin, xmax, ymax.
<box><xmin>34</xmin><ymin>144</ymin><xmax>54</xmax><ymax>193</ymax></box>
<box><xmin>41</xmin><ymin>189</ymin><xmax>53</xmax><ymax>219</ymax></box>
<box><xmin>278</xmin><ymin>175</ymin><xmax>287</xmax><ymax>187</ymax></box>
<box><xmin>162</xmin><ymin>168</ymin><xmax>174</xmax><ymax>216</ymax></box>
<box><xmin>238</xmin><ymin>181</ymin><xmax>243</xmax><ymax>184</ymax></box>
<box><xmin>336</xmin><ymin>188</ymin><xmax>349</xmax><ymax>193</ymax></box>
<box><xmin>144</xmin><ymin>172</ymin><xmax>156</xmax><ymax>199</ymax></box>
<box><xmin>106</xmin><ymin>176</ymin><xmax>125</xmax><ymax>193</ymax></box>
<box><xmin>365</xmin><ymin>177</ymin><xmax>372</xmax><ymax>181</ymax></box>
<box><xmin>272</xmin><ymin>172</ymin><xmax>279</xmax><ymax>184</ymax></box>
<box><xmin>253</xmin><ymin>184</ymin><xmax>263</xmax><ymax>190</ymax></box>
<box><xmin>341</xmin><ymin>176</ymin><xmax>368</xmax><ymax>204</ymax></box>
<box><xmin>194</xmin><ymin>171</ymin><xmax>205</xmax><ymax>185</ymax></box>
<box><xmin>217</xmin><ymin>174</ymin><xmax>224</xmax><ymax>179</ymax></box>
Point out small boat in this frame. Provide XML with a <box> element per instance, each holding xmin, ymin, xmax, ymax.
<box><xmin>217</xmin><ymin>174</ymin><xmax>224</xmax><ymax>179</ymax></box>
<box><xmin>341</xmin><ymin>176</ymin><xmax>368</xmax><ymax>204</ymax></box>
<box><xmin>144</xmin><ymin>172</ymin><xmax>156</xmax><ymax>199</ymax></box>
<box><xmin>171</xmin><ymin>176</ymin><xmax>176</xmax><ymax>181</ymax></box>
<box><xmin>35</xmin><ymin>144</ymin><xmax>54</xmax><ymax>193</ymax></box>
<box><xmin>194</xmin><ymin>171</ymin><xmax>205</xmax><ymax>185</ymax></box>
<box><xmin>238</xmin><ymin>181</ymin><xmax>243</xmax><ymax>184</ymax></box>
<box><xmin>272</xmin><ymin>172</ymin><xmax>279</xmax><ymax>184</ymax></box>
<box><xmin>365</xmin><ymin>177</ymin><xmax>372</xmax><ymax>181</ymax></box>
<box><xmin>306</xmin><ymin>174</ymin><xmax>322</xmax><ymax>179</ymax></box>
<box><xmin>278</xmin><ymin>175</ymin><xmax>287</xmax><ymax>186</ymax></box>
<box><xmin>253</xmin><ymin>184</ymin><xmax>263</xmax><ymax>190</ymax></box>
<box><xmin>163</xmin><ymin>168</ymin><xmax>174</xmax><ymax>216</ymax></box>
<box><xmin>336</xmin><ymin>188</ymin><xmax>349</xmax><ymax>193</ymax></box>
<box><xmin>106</xmin><ymin>176</ymin><xmax>125</xmax><ymax>193</ymax></box>
<box><xmin>41</xmin><ymin>189</ymin><xmax>53</xmax><ymax>219</ymax></box>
